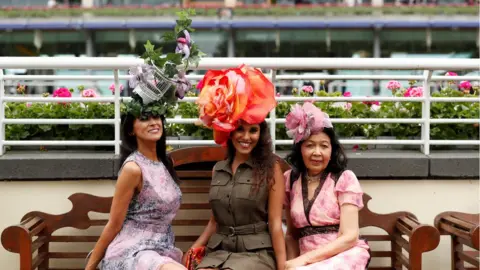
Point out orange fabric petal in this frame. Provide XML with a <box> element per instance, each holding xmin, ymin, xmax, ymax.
<box><xmin>213</xmin><ymin>130</ymin><xmax>230</xmax><ymax>146</ymax></box>
<box><xmin>239</xmin><ymin>65</ymin><xmax>276</xmax><ymax>124</ymax></box>
<box><xmin>196</xmin><ymin>67</ymin><xmax>251</xmax><ymax>133</ymax></box>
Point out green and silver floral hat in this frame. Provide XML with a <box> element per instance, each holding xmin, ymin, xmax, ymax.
<box><xmin>124</xmin><ymin>9</ymin><xmax>205</xmax><ymax>120</ymax></box>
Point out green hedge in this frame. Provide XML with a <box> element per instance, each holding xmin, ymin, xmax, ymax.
<box><xmin>0</xmin><ymin>6</ymin><xmax>477</xmax><ymax>18</ymax></box>
<box><xmin>5</xmin><ymin>86</ymin><xmax>478</xmax><ymax>147</ymax></box>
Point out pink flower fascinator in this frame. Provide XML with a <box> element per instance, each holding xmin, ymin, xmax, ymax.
<box><xmin>285</xmin><ymin>102</ymin><xmax>333</xmax><ymax>143</ymax></box>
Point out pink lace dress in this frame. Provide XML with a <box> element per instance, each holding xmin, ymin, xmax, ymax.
<box><xmin>100</xmin><ymin>151</ymin><xmax>183</xmax><ymax>270</ymax></box>
<box><xmin>284</xmin><ymin>169</ymin><xmax>370</xmax><ymax>270</ymax></box>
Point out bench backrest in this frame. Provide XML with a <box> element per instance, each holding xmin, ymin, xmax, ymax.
<box><xmin>5</xmin><ymin>146</ymin><xmax>438</xmax><ymax>270</ymax></box>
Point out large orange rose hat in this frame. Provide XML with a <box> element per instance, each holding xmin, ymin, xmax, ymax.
<box><xmin>196</xmin><ymin>64</ymin><xmax>277</xmax><ymax>145</ymax></box>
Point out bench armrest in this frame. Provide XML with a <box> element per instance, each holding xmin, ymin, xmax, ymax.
<box><xmin>392</xmin><ymin>215</ymin><xmax>440</xmax><ymax>270</ymax></box>
<box><xmin>1</xmin><ymin>215</ymin><xmax>48</xmax><ymax>270</ymax></box>
<box><xmin>434</xmin><ymin>211</ymin><xmax>479</xmax><ymax>250</ymax></box>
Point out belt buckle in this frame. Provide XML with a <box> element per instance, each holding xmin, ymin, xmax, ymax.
<box><xmin>228</xmin><ymin>226</ymin><xmax>236</xmax><ymax>236</ymax></box>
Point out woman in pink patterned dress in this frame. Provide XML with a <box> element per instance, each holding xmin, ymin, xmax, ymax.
<box><xmin>282</xmin><ymin>102</ymin><xmax>370</xmax><ymax>270</ymax></box>
<box><xmin>85</xmin><ymin>111</ymin><xmax>186</xmax><ymax>270</ymax></box>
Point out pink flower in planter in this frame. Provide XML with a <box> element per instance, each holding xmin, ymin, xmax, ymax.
<box><xmin>109</xmin><ymin>83</ymin><xmax>124</xmax><ymax>94</ymax></box>
<box><xmin>362</xmin><ymin>97</ymin><xmax>380</xmax><ymax>106</ymax></box>
<box><xmin>52</xmin><ymin>87</ymin><xmax>72</xmax><ymax>105</ymax></box>
<box><xmin>404</xmin><ymin>86</ymin><xmax>423</xmax><ymax>97</ymax></box>
<box><xmin>343</xmin><ymin>91</ymin><xmax>352</xmax><ymax>97</ymax></box>
<box><xmin>445</xmin><ymin>71</ymin><xmax>458</xmax><ymax>76</ymax></box>
<box><xmin>344</xmin><ymin>102</ymin><xmax>352</xmax><ymax>110</ymax></box>
<box><xmin>53</xmin><ymin>87</ymin><xmax>72</xmax><ymax>98</ymax></box>
<box><xmin>301</xmin><ymin>85</ymin><xmax>314</xmax><ymax>94</ymax></box>
<box><xmin>82</xmin><ymin>89</ymin><xmax>98</xmax><ymax>98</ymax></box>
<box><xmin>445</xmin><ymin>72</ymin><xmax>458</xmax><ymax>85</ymax></box>
<box><xmin>276</xmin><ymin>92</ymin><xmax>281</xmax><ymax>97</ymax></box>
<box><xmin>26</xmin><ymin>102</ymin><xmax>32</xmax><ymax>107</ymax></box>
<box><xmin>386</xmin><ymin>80</ymin><xmax>401</xmax><ymax>92</ymax></box>
<box><xmin>459</xmin><ymin>81</ymin><xmax>472</xmax><ymax>92</ymax></box>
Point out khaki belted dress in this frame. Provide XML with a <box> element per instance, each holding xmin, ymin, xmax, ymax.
<box><xmin>195</xmin><ymin>159</ymin><xmax>276</xmax><ymax>270</ymax></box>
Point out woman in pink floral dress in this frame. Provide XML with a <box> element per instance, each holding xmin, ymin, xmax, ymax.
<box><xmin>282</xmin><ymin>102</ymin><xmax>370</xmax><ymax>270</ymax></box>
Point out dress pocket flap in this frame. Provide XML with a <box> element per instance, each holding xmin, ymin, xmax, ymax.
<box><xmin>241</xmin><ymin>233</ymin><xmax>272</xmax><ymax>251</ymax></box>
<box><xmin>236</xmin><ymin>175</ymin><xmax>254</xmax><ymax>184</ymax></box>
<box><xmin>211</xmin><ymin>173</ymin><xmax>230</xmax><ymax>186</ymax></box>
<box><xmin>206</xmin><ymin>233</ymin><xmax>225</xmax><ymax>249</ymax></box>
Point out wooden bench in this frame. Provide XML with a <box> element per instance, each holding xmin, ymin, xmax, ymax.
<box><xmin>2</xmin><ymin>146</ymin><xmax>440</xmax><ymax>270</ymax></box>
<box><xmin>434</xmin><ymin>211</ymin><xmax>479</xmax><ymax>270</ymax></box>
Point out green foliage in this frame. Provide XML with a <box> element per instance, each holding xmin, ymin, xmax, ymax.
<box><xmin>0</xmin><ymin>6</ymin><xmax>476</xmax><ymax>18</ymax></box>
<box><xmin>175</xmin><ymin>92</ymin><xmax>213</xmax><ymax>139</ymax></box>
<box><xmin>5</xmin><ymin>102</ymin><xmax>115</xmax><ymax>142</ymax></box>
<box><xmin>139</xmin><ymin>8</ymin><xmax>204</xmax><ymax>74</ymax></box>
<box><xmin>4</xmin><ymin>86</ymin><xmax>478</xmax><ymax>148</ymax></box>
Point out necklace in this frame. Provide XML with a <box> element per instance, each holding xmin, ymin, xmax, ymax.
<box><xmin>305</xmin><ymin>173</ymin><xmax>322</xmax><ymax>183</ymax></box>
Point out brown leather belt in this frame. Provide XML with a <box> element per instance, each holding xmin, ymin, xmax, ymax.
<box><xmin>217</xmin><ymin>221</ymin><xmax>268</xmax><ymax>236</ymax></box>
<box><xmin>298</xmin><ymin>224</ymin><xmax>340</xmax><ymax>238</ymax></box>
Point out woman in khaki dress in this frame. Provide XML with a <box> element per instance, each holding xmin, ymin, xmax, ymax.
<box><xmin>184</xmin><ymin>65</ymin><xmax>286</xmax><ymax>270</ymax></box>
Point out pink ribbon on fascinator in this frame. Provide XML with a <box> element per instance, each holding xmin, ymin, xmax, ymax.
<box><xmin>285</xmin><ymin>102</ymin><xmax>333</xmax><ymax>143</ymax></box>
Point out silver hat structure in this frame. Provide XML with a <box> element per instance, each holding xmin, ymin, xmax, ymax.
<box><xmin>124</xmin><ymin>9</ymin><xmax>205</xmax><ymax>119</ymax></box>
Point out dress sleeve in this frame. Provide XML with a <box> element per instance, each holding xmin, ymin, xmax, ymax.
<box><xmin>334</xmin><ymin>170</ymin><xmax>364</xmax><ymax>209</ymax></box>
<box><xmin>283</xmin><ymin>169</ymin><xmax>292</xmax><ymax>207</ymax></box>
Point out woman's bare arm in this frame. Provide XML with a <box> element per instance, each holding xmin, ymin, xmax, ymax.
<box><xmin>299</xmin><ymin>204</ymin><xmax>360</xmax><ymax>264</ymax></box>
<box><xmin>284</xmin><ymin>205</ymin><xmax>300</xmax><ymax>260</ymax></box>
<box><xmin>268</xmin><ymin>163</ymin><xmax>287</xmax><ymax>270</ymax></box>
<box><xmin>85</xmin><ymin>162</ymin><xmax>142</xmax><ymax>270</ymax></box>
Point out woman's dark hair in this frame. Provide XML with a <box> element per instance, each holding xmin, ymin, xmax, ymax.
<box><xmin>119</xmin><ymin>114</ymin><xmax>179</xmax><ymax>184</ymax></box>
<box><xmin>226</xmin><ymin>121</ymin><xmax>275</xmax><ymax>192</ymax></box>
<box><xmin>285</xmin><ymin>127</ymin><xmax>347</xmax><ymax>188</ymax></box>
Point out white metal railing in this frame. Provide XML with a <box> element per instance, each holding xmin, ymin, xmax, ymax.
<box><xmin>0</xmin><ymin>57</ymin><xmax>479</xmax><ymax>157</ymax></box>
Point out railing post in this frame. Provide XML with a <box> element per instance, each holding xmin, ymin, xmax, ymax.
<box><xmin>269</xmin><ymin>69</ymin><xmax>277</xmax><ymax>153</ymax></box>
<box><xmin>113</xmin><ymin>69</ymin><xmax>121</xmax><ymax>156</ymax></box>
<box><xmin>421</xmin><ymin>70</ymin><xmax>433</xmax><ymax>155</ymax></box>
<box><xmin>0</xmin><ymin>69</ymin><xmax>4</xmax><ymax>156</ymax></box>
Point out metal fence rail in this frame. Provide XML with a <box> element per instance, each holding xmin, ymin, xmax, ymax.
<box><xmin>0</xmin><ymin>57</ymin><xmax>479</xmax><ymax>156</ymax></box>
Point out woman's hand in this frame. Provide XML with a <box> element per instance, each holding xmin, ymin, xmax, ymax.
<box><xmin>181</xmin><ymin>252</ymin><xmax>189</xmax><ymax>266</ymax></box>
<box><xmin>285</xmin><ymin>257</ymin><xmax>308</xmax><ymax>270</ymax></box>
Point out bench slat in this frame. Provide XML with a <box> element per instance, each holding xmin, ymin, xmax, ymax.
<box><xmin>444</xmin><ymin>215</ymin><xmax>477</xmax><ymax>230</ymax></box>
<box><xmin>177</xmin><ymin>171</ymin><xmax>212</xmax><ymax>178</ymax></box>
<box><xmin>176</xmin><ymin>235</ymin><xmax>201</xmax><ymax>242</ymax></box>
<box><xmin>32</xmin><ymin>252</ymin><xmax>47</xmax><ymax>270</ymax></box>
<box><xmin>362</xmin><ymin>235</ymin><xmax>391</xmax><ymax>241</ymax></box>
<box><xmin>458</xmin><ymin>251</ymin><xmax>480</xmax><ymax>267</ymax></box>
<box><xmin>50</xmin><ymin>236</ymin><xmax>99</xmax><ymax>242</ymax></box>
<box><xmin>49</xmin><ymin>269</ymin><xmax>88</xmax><ymax>270</ymax></box>
<box><xmin>394</xmin><ymin>249</ymin><xmax>410</xmax><ymax>268</ymax></box>
<box><xmin>394</xmin><ymin>234</ymin><xmax>410</xmax><ymax>252</ymax></box>
<box><xmin>180</xmin><ymin>187</ymin><xmax>210</xmax><ymax>193</ymax></box>
<box><xmin>31</xmin><ymin>236</ymin><xmax>47</xmax><ymax>253</ymax></box>
<box><xmin>370</xmin><ymin>251</ymin><xmax>393</xmax><ymax>258</ymax></box>
<box><xmin>49</xmin><ymin>252</ymin><xmax>89</xmax><ymax>259</ymax></box>
<box><xmin>172</xmin><ymin>220</ymin><xmax>209</xmax><ymax>226</ymax></box>
<box><xmin>180</xmin><ymin>203</ymin><xmax>210</xmax><ymax>210</ymax></box>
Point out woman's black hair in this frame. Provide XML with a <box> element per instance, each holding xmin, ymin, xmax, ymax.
<box><xmin>226</xmin><ymin>121</ymin><xmax>275</xmax><ymax>193</ymax></box>
<box><xmin>119</xmin><ymin>113</ymin><xmax>179</xmax><ymax>184</ymax></box>
<box><xmin>285</xmin><ymin>127</ymin><xmax>347</xmax><ymax>188</ymax></box>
